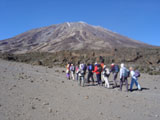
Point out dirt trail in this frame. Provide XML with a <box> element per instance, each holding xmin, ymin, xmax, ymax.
<box><xmin>0</xmin><ymin>59</ymin><xmax>159</xmax><ymax>120</ymax></box>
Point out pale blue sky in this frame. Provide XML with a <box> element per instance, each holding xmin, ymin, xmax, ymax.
<box><xmin>0</xmin><ymin>0</ymin><xmax>160</xmax><ymax>46</ymax></box>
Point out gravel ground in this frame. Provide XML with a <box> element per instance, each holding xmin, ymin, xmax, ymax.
<box><xmin>0</xmin><ymin>59</ymin><xmax>159</xmax><ymax>120</ymax></box>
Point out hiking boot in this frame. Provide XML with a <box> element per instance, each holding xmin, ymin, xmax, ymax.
<box><xmin>130</xmin><ymin>89</ymin><xmax>133</xmax><ymax>92</ymax></box>
<box><xmin>138</xmin><ymin>89</ymin><xmax>142</xmax><ymax>91</ymax></box>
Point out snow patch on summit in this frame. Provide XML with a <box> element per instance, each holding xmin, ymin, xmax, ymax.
<box><xmin>66</xmin><ymin>22</ymin><xmax>71</xmax><ymax>27</ymax></box>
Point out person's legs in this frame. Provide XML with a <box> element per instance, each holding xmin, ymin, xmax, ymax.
<box><xmin>102</xmin><ymin>74</ymin><xmax>104</xmax><ymax>83</ymax></box>
<box><xmin>125</xmin><ymin>78</ymin><xmax>128</xmax><ymax>92</ymax></box>
<box><xmin>91</xmin><ymin>74</ymin><xmax>94</xmax><ymax>84</ymax></box>
<box><xmin>76</xmin><ymin>73</ymin><xmax>79</xmax><ymax>81</ymax></box>
<box><xmin>70</xmin><ymin>72</ymin><xmax>72</xmax><ymax>79</ymax></box>
<box><xmin>73</xmin><ymin>72</ymin><xmax>75</xmax><ymax>80</ymax></box>
<box><xmin>113</xmin><ymin>72</ymin><xmax>118</xmax><ymax>86</ymax></box>
<box><xmin>130</xmin><ymin>78</ymin><xmax>135</xmax><ymax>91</ymax></box>
<box><xmin>104</xmin><ymin>76</ymin><xmax>110</xmax><ymax>88</ymax></box>
<box><xmin>82</xmin><ymin>76</ymin><xmax>85</xmax><ymax>87</ymax></box>
<box><xmin>87</xmin><ymin>73</ymin><xmax>91</xmax><ymax>83</ymax></box>
<box><xmin>135</xmin><ymin>78</ymin><xmax>141</xmax><ymax>90</ymax></box>
<box><xmin>99</xmin><ymin>74</ymin><xmax>102</xmax><ymax>85</ymax></box>
<box><xmin>97</xmin><ymin>74</ymin><xmax>101</xmax><ymax>85</ymax></box>
<box><xmin>78</xmin><ymin>76</ymin><xmax>81</xmax><ymax>86</ymax></box>
<box><xmin>71</xmin><ymin>72</ymin><xmax>75</xmax><ymax>80</ymax></box>
<box><xmin>120</xmin><ymin>77</ymin><xmax>123</xmax><ymax>91</ymax></box>
<box><xmin>96</xmin><ymin>74</ymin><xmax>99</xmax><ymax>85</ymax></box>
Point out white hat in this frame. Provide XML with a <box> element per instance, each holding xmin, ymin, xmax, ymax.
<box><xmin>121</xmin><ymin>63</ymin><xmax>124</xmax><ymax>68</ymax></box>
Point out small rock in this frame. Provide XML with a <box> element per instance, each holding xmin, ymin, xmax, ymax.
<box><xmin>49</xmin><ymin>108</ymin><xmax>52</xmax><ymax>113</ymax></box>
<box><xmin>122</xmin><ymin>105</ymin><xmax>125</xmax><ymax>107</ymax></box>
<box><xmin>43</xmin><ymin>102</ymin><xmax>49</xmax><ymax>105</ymax></box>
<box><xmin>85</xmin><ymin>96</ymin><xmax>89</xmax><ymax>99</ymax></box>
<box><xmin>55</xmin><ymin>70</ymin><xmax>59</xmax><ymax>73</ymax></box>
<box><xmin>117</xmin><ymin>116</ymin><xmax>121</xmax><ymax>119</ymax></box>
<box><xmin>99</xmin><ymin>112</ymin><xmax>103</xmax><ymax>115</ymax></box>
<box><xmin>35</xmin><ymin>97</ymin><xmax>41</xmax><ymax>101</ymax></box>
<box><xmin>61</xmin><ymin>81</ymin><xmax>64</xmax><ymax>83</ymax></box>
<box><xmin>32</xmin><ymin>106</ymin><xmax>36</xmax><ymax>110</ymax></box>
<box><xmin>13</xmin><ymin>85</ymin><xmax>16</xmax><ymax>87</ymax></box>
<box><xmin>62</xmin><ymin>70</ymin><xmax>65</xmax><ymax>73</ymax></box>
<box><xmin>154</xmin><ymin>87</ymin><xmax>157</xmax><ymax>89</ymax></box>
<box><xmin>30</xmin><ymin>80</ymin><xmax>34</xmax><ymax>83</ymax></box>
<box><xmin>9</xmin><ymin>88</ymin><xmax>12</xmax><ymax>90</ymax></box>
<box><xmin>48</xmin><ymin>66</ymin><xmax>53</xmax><ymax>68</ymax></box>
<box><xmin>155</xmin><ymin>114</ymin><xmax>159</xmax><ymax>118</ymax></box>
<box><xmin>0</xmin><ymin>104</ymin><xmax>2</xmax><ymax>107</ymax></box>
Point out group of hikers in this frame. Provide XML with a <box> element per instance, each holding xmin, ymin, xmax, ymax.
<box><xmin>66</xmin><ymin>61</ymin><xmax>141</xmax><ymax>92</ymax></box>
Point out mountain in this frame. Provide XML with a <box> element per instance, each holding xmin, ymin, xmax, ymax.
<box><xmin>0</xmin><ymin>22</ymin><xmax>152</xmax><ymax>54</ymax></box>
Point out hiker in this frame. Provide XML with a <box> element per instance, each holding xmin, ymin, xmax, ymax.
<box><xmin>112</xmin><ymin>64</ymin><xmax>120</xmax><ymax>87</ymax></box>
<box><xmin>83</xmin><ymin>63</ymin><xmax>87</xmax><ymax>80</ymax></box>
<box><xmin>70</xmin><ymin>64</ymin><xmax>75</xmax><ymax>80</ymax></box>
<box><xmin>101</xmin><ymin>61</ymin><xmax>105</xmax><ymax>84</ymax></box>
<box><xmin>93</xmin><ymin>62</ymin><xmax>102</xmax><ymax>86</ymax></box>
<box><xmin>87</xmin><ymin>63</ymin><xmax>94</xmax><ymax>85</ymax></box>
<box><xmin>110</xmin><ymin>63</ymin><xmax>115</xmax><ymax>73</ymax></box>
<box><xmin>103</xmin><ymin>65</ymin><xmax>110</xmax><ymax>88</ymax></box>
<box><xmin>119</xmin><ymin>63</ymin><xmax>130</xmax><ymax>92</ymax></box>
<box><xmin>75</xmin><ymin>64</ymin><xmax>80</xmax><ymax>81</ymax></box>
<box><xmin>129</xmin><ymin>67</ymin><xmax>141</xmax><ymax>92</ymax></box>
<box><xmin>66</xmin><ymin>63</ymin><xmax>71</xmax><ymax>80</ymax></box>
<box><xmin>78</xmin><ymin>63</ymin><xmax>85</xmax><ymax>87</ymax></box>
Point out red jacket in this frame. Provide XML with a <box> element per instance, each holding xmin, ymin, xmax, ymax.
<box><xmin>93</xmin><ymin>65</ymin><xmax>101</xmax><ymax>75</ymax></box>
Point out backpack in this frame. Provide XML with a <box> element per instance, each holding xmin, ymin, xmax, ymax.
<box><xmin>134</xmin><ymin>70</ymin><xmax>140</xmax><ymax>78</ymax></box>
<box><xmin>97</xmin><ymin>64</ymin><xmax>102</xmax><ymax>72</ymax></box>
<box><xmin>88</xmin><ymin>64</ymin><xmax>93</xmax><ymax>71</ymax></box>
<box><xmin>66</xmin><ymin>69</ymin><xmax>69</xmax><ymax>73</ymax></box>
<box><xmin>114</xmin><ymin>65</ymin><xmax>119</xmax><ymax>73</ymax></box>
<box><xmin>110</xmin><ymin>65</ymin><xmax>115</xmax><ymax>72</ymax></box>
<box><xmin>103</xmin><ymin>68</ymin><xmax>110</xmax><ymax>77</ymax></box>
<box><xmin>70</xmin><ymin>66</ymin><xmax>75</xmax><ymax>72</ymax></box>
<box><xmin>80</xmin><ymin>64</ymin><xmax>86</xmax><ymax>71</ymax></box>
<box><xmin>79</xmin><ymin>69</ymin><xmax>85</xmax><ymax>76</ymax></box>
<box><xmin>83</xmin><ymin>64</ymin><xmax>87</xmax><ymax>71</ymax></box>
<box><xmin>122</xmin><ymin>68</ymin><xmax>130</xmax><ymax>77</ymax></box>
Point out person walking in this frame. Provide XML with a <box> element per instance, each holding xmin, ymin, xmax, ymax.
<box><xmin>119</xmin><ymin>63</ymin><xmax>129</xmax><ymax>92</ymax></box>
<box><xmin>101</xmin><ymin>61</ymin><xmax>105</xmax><ymax>84</ymax></box>
<box><xmin>66</xmin><ymin>63</ymin><xmax>71</xmax><ymax>80</ymax></box>
<box><xmin>75</xmin><ymin>64</ymin><xmax>80</xmax><ymax>81</ymax></box>
<box><xmin>110</xmin><ymin>63</ymin><xmax>115</xmax><ymax>73</ymax></box>
<box><xmin>113</xmin><ymin>64</ymin><xmax>120</xmax><ymax>87</ymax></box>
<box><xmin>103</xmin><ymin>65</ymin><xmax>110</xmax><ymax>88</ymax></box>
<box><xmin>93</xmin><ymin>62</ymin><xmax>102</xmax><ymax>86</ymax></box>
<box><xmin>70</xmin><ymin>64</ymin><xmax>75</xmax><ymax>80</ymax></box>
<box><xmin>129</xmin><ymin>67</ymin><xmax>141</xmax><ymax>92</ymax></box>
<box><xmin>78</xmin><ymin>63</ymin><xmax>85</xmax><ymax>87</ymax></box>
<box><xmin>87</xmin><ymin>63</ymin><xmax>94</xmax><ymax>85</ymax></box>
